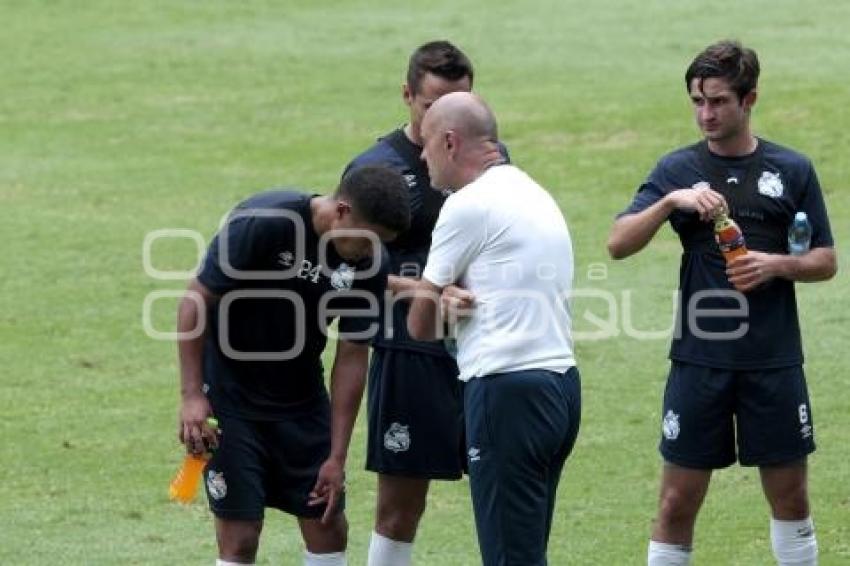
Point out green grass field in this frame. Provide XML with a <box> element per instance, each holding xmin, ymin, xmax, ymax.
<box><xmin>2</xmin><ymin>1</ymin><xmax>848</xmax><ymax>564</ymax></box>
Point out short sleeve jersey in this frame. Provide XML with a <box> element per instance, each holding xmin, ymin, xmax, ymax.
<box><xmin>344</xmin><ymin>128</ymin><xmax>510</xmax><ymax>356</ymax></box>
<box><xmin>423</xmin><ymin>165</ymin><xmax>576</xmax><ymax>381</ymax></box>
<box><xmin>621</xmin><ymin>139</ymin><xmax>834</xmax><ymax>369</ymax></box>
<box><xmin>197</xmin><ymin>190</ymin><xmax>389</xmax><ymax>419</ymax></box>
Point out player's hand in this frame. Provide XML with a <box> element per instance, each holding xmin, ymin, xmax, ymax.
<box><xmin>441</xmin><ymin>285</ymin><xmax>475</xmax><ymax>323</ymax></box>
<box><xmin>726</xmin><ymin>251</ymin><xmax>779</xmax><ymax>292</ymax></box>
<box><xmin>178</xmin><ymin>393</ymin><xmax>217</xmax><ymax>455</ymax></box>
<box><xmin>308</xmin><ymin>457</ymin><xmax>345</xmax><ymax>524</ymax></box>
<box><xmin>667</xmin><ymin>184</ymin><xmax>728</xmax><ymax>222</ymax></box>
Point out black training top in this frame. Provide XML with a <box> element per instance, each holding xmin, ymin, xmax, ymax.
<box><xmin>621</xmin><ymin>139</ymin><xmax>833</xmax><ymax>369</ymax></box>
<box><xmin>344</xmin><ymin>128</ymin><xmax>510</xmax><ymax>356</ymax></box>
<box><xmin>197</xmin><ymin>190</ymin><xmax>389</xmax><ymax>419</ymax></box>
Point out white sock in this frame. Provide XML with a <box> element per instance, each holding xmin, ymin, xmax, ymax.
<box><xmin>368</xmin><ymin>531</ymin><xmax>413</xmax><ymax>566</ymax></box>
<box><xmin>216</xmin><ymin>560</ymin><xmax>253</xmax><ymax>566</ymax></box>
<box><xmin>770</xmin><ymin>517</ymin><xmax>818</xmax><ymax>565</ymax></box>
<box><xmin>648</xmin><ymin>540</ymin><xmax>692</xmax><ymax>565</ymax></box>
<box><xmin>303</xmin><ymin>550</ymin><xmax>347</xmax><ymax>566</ymax></box>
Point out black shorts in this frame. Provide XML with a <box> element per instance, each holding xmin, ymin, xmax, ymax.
<box><xmin>660</xmin><ymin>362</ymin><xmax>815</xmax><ymax>468</ymax></box>
<box><xmin>204</xmin><ymin>399</ymin><xmax>344</xmax><ymax>521</ymax></box>
<box><xmin>465</xmin><ymin>367</ymin><xmax>581</xmax><ymax>566</ymax></box>
<box><xmin>366</xmin><ymin>348</ymin><xmax>464</xmax><ymax>479</ymax></box>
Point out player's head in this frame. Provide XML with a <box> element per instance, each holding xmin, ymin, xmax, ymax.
<box><xmin>331</xmin><ymin>166</ymin><xmax>410</xmax><ymax>261</ymax></box>
<box><xmin>404</xmin><ymin>41</ymin><xmax>474</xmax><ymax>144</ymax></box>
<box><xmin>685</xmin><ymin>40</ymin><xmax>760</xmax><ymax>143</ymax></box>
<box><xmin>420</xmin><ymin>91</ymin><xmax>498</xmax><ymax>192</ymax></box>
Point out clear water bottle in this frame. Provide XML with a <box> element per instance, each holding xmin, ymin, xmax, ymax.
<box><xmin>788</xmin><ymin>212</ymin><xmax>812</xmax><ymax>256</ymax></box>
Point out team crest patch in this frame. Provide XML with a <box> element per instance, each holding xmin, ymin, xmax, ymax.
<box><xmin>206</xmin><ymin>470</ymin><xmax>227</xmax><ymax>500</ymax></box>
<box><xmin>757</xmin><ymin>171</ymin><xmax>784</xmax><ymax>198</ymax></box>
<box><xmin>403</xmin><ymin>174</ymin><xmax>417</xmax><ymax>188</ymax></box>
<box><xmin>383</xmin><ymin>422</ymin><xmax>411</xmax><ymax>453</ymax></box>
<box><xmin>662</xmin><ymin>410</ymin><xmax>680</xmax><ymax>441</ymax></box>
<box><xmin>330</xmin><ymin>263</ymin><xmax>355</xmax><ymax>291</ymax></box>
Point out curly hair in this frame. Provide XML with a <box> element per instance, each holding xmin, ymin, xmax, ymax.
<box><xmin>337</xmin><ymin>166</ymin><xmax>411</xmax><ymax>234</ymax></box>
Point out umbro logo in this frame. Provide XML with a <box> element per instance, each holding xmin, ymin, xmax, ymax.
<box><xmin>468</xmin><ymin>447</ymin><xmax>481</xmax><ymax>462</ymax></box>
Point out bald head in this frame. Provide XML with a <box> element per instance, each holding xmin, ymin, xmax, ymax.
<box><xmin>423</xmin><ymin>91</ymin><xmax>499</xmax><ymax>142</ymax></box>
<box><xmin>420</xmin><ymin>91</ymin><xmax>504</xmax><ymax>192</ymax></box>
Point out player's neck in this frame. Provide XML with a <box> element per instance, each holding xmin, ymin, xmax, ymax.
<box><xmin>707</xmin><ymin>130</ymin><xmax>758</xmax><ymax>157</ymax></box>
<box><xmin>455</xmin><ymin>156</ymin><xmax>504</xmax><ymax>190</ymax></box>
<box><xmin>403</xmin><ymin>123</ymin><xmax>422</xmax><ymax>147</ymax></box>
<box><xmin>310</xmin><ymin>196</ymin><xmax>334</xmax><ymax>236</ymax></box>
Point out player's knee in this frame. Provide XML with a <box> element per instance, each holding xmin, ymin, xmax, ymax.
<box><xmin>304</xmin><ymin>513</ymin><xmax>348</xmax><ymax>553</ymax></box>
<box><xmin>217</xmin><ymin>523</ymin><xmax>261</xmax><ymax>563</ymax></box>
<box><xmin>658</xmin><ymin>487</ymin><xmax>702</xmax><ymax>526</ymax></box>
<box><xmin>375</xmin><ymin>501</ymin><xmax>426</xmax><ymax>540</ymax></box>
<box><xmin>326</xmin><ymin>513</ymin><xmax>349</xmax><ymax>543</ymax></box>
<box><xmin>770</xmin><ymin>483</ymin><xmax>810</xmax><ymax>519</ymax></box>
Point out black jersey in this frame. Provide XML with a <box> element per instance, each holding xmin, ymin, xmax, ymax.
<box><xmin>621</xmin><ymin>139</ymin><xmax>833</xmax><ymax>369</ymax></box>
<box><xmin>345</xmin><ymin>128</ymin><xmax>510</xmax><ymax>355</ymax></box>
<box><xmin>197</xmin><ymin>190</ymin><xmax>389</xmax><ymax>419</ymax></box>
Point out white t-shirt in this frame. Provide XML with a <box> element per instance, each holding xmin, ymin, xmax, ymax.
<box><xmin>422</xmin><ymin>165</ymin><xmax>575</xmax><ymax>381</ymax></box>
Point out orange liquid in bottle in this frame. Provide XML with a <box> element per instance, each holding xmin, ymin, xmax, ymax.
<box><xmin>169</xmin><ymin>454</ymin><xmax>208</xmax><ymax>503</ymax></box>
<box><xmin>714</xmin><ymin>212</ymin><xmax>748</xmax><ymax>264</ymax></box>
<box><xmin>169</xmin><ymin>417</ymin><xmax>218</xmax><ymax>503</ymax></box>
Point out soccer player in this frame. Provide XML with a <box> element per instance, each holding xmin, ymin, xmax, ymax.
<box><xmin>607</xmin><ymin>41</ymin><xmax>836</xmax><ymax>565</ymax></box>
<box><xmin>344</xmin><ymin>41</ymin><xmax>506</xmax><ymax>565</ymax></box>
<box><xmin>176</xmin><ymin>167</ymin><xmax>410</xmax><ymax>566</ymax></box>
<box><xmin>408</xmin><ymin>92</ymin><xmax>581</xmax><ymax>566</ymax></box>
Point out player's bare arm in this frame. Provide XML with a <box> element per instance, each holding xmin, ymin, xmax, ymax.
<box><xmin>608</xmin><ymin>186</ymin><xmax>728</xmax><ymax>259</ymax></box>
<box><xmin>727</xmin><ymin>247</ymin><xmax>837</xmax><ymax>292</ymax></box>
<box><xmin>177</xmin><ymin>278</ymin><xmax>219</xmax><ymax>455</ymax></box>
<box><xmin>440</xmin><ymin>284</ymin><xmax>475</xmax><ymax>321</ymax></box>
<box><xmin>309</xmin><ymin>338</ymin><xmax>369</xmax><ymax>523</ymax></box>
<box><xmin>387</xmin><ymin>275</ymin><xmax>421</xmax><ymax>296</ymax></box>
<box><xmin>406</xmin><ymin>278</ymin><xmax>444</xmax><ymax>341</ymax></box>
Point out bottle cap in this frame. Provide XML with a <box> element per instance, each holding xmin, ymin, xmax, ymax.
<box><xmin>794</xmin><ymin>211</ymin><xmax>808</xmax><ymax>222</ymax></box>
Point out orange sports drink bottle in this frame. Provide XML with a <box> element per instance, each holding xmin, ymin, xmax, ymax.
<box><xmin>714</xmin><ymin>211</ymin><xmax>747</xmax><ymax>263</ymax></box>
<box><xmin>169</xmin><ymin>417</ymin><xmax>219</xmax><ymax>503</ymax></box>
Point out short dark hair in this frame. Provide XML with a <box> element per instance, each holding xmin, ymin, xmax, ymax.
<box><xmin>685</xmin><ymin>40</ymin><xmax>760</xmax><ymax>101</ymax></box>
<box><xmin>337</xmin><ymin>166</ymin><xmax>411</xmax><ymax>234</ymax></box>
<box><xmin>406</xmin><ymin>40</ymin><xmax>474</xmax><ymax>94</ymax></box>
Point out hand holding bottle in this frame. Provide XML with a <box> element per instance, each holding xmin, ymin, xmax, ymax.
<box><xmin>169</xmin><ymin>416</ymin><xmax>220</xmax><ymax>503</ymax></box>
<box><xmin>667</xmin><ymin>183</ymin><xmax>728</xmax><ymax>222</ymax></box>
<box><xmin>179</xmin><ymin>393</ymin><xmax>218</xmax><ymax>455</ymax></box>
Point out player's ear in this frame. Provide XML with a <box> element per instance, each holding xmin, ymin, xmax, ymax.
<box><xmin>402</xmin><ymin>82</ymin><xmax>413</xmax><ymax>106</ymax></box>
<box><xmin>742</xmin><ymin>89</ymin><xmax>757</xmax><ymax>112</ymax></box>
<box><xmin>445</xmin><ymin>130</ymin><xmax>456</xmax><ymax>152</ymax></box>
<box><xmin>336</xmin><ymin>200</ymin><xmax>352</xmax><ymax>219</ymax></box>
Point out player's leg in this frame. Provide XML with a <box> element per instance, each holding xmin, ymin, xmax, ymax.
<box><xmin>760</xmin><ymin>462</ymin><xmax>817</xmax><ymax>565</ymax></box>
<box><xmin>650</xmin><ymin>464</ymin><xmax>712</xmax><ymax>550</ymax></box>
<box><xmin>649</xmin><ymin>363</ymin><xmax>736</xmax><ymax>565</ymax></box>
<box><xmin>264</xmin><ymin>398</ymin><xmax>349</xmax><ymax>565</ymax></box>
<box><xmin>298</xmin><ymin>514</ymin><xmax>348</xmax><ymax>565</ymax></box>
<box><xmin>738</xmin><ymin>366</ymin><xmax>817</xmax><ymax>565</ymax></box>
<box><xmin>214</xmin><ymin>519</ymin><xmax>263</xmax><ymax>564</ymax></box>
<box><xmin>365</xmin><ymin>349</ymin><xmax>463</xmax><ymax>565</ymax></box>
<box><xmin>203</xmin><ymin>415</ymin><xmax>269</xmax><ymax>565</ymax></box>
<box><xmin>368</xmin><ymin>474</ymin><xmax>427</xmax><ymax>565</ymax></box>
<box><xmin>761</xmin><ymin>461</ymin><xmax>810</xmax><ymax>520</ymax></box>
